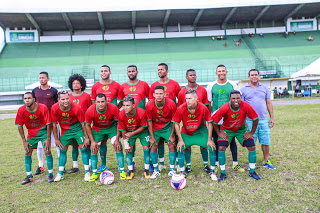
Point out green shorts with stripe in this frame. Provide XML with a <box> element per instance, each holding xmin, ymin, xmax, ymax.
<box><xmin>153</xmin><ymin>122</ymin><xmax>175</xmax><ymax>145</ymax></box>
<box><xmin>128</xmin><ymin>129</ymin><xmax>150</xmax><ymax>146</ymax></box>
<box><xmin>92</xmin><ymin>123</ymin><xmax>117</xmax><ymax>142</ymax></box>
<box><xmin>218</xmin><ymin>124</ymin><xmax>251</xmax><ymax>146</ymax></box>
<box><xmin>181</xmin><ymin>124</ymin><xmax>210</xmax><ymax>150</ymax></box>
<box><xmin>60</xmin><ymin>130</ymin><xmax>85</xmax><ymax>147</ymax></box>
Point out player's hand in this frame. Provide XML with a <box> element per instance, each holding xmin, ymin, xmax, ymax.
<box><xmin>44</xmin><ymin>139</ymin><xmax>51</xmax><ymax>152</ymax></box>
<box><xmin>177</xmin><ymin>140</ymin><xmax>185</xmax><ymax>152</ymax></box>
<box><xmin>207</xmin><ymin>139</ymin><xmax>216</xmax><ymax>151</ymax></box>
<box><xmin>269</xmin><ymin>118</ymin><xmax>275</xmax><ymax>128</ymax></box>
<box><xmin>244</xmin><ymin>131</ymin><xmax>254</xmax><ymax>140</ymax></box>
<box><xmin>168</xmin><ymin>135</ymin><xmax>176</xmax><ymax>145</ymax></box>
<box><xmin>218</xmin><ymin>131</ymin><xmax>228</xmax><ymax>140</ymax></box>
<box><xmin>23</xmin><ymin>140</ymin><xmax>31</xmax><ymax>152</ymax></box>
<box><xmin>91</xmin><ymin>141</ymin><xmax>99</xmax><ymax>153</ymax></box>
<box><xmin>113</xmin><ymin>139</ymin><xmax>122</xmax><ymax>152</ymax></box>
<box><xmin>55</xmin><ymin>139</ymin><xmax>63</xmax><ymax>149</ymax></box>
<box><xmin>125</xmin><ymin>146</ymin><xmax>133</xmax><ymax>154</ymax></box>
<box><xmin>149</xmin><ymin>136</ymin><xmax>157</xmax><ymax>148</ymax></box>
<box><xmin>125</xmin><ymin>132</ymin><xmax>133</xmax><ymax>139</ymax></box>
<box><xmin>84</xmin><ymin>138</ymin><xmax>90</xmax><ymax>148</ymax></box>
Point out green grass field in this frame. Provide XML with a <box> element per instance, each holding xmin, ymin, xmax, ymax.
<box><xmin>0</xmin><ymin>104</ymin><xmax>319</xmax><ymax>212</ymax></box>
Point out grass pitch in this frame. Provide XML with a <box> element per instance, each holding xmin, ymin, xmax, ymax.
<box><xmin>0</xmin><ymin>104</ymin><xmax>319</xmax><ymax>212</ymax></box>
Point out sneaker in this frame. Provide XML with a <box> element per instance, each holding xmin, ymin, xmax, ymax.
<box><xmin>89</xmin><ymin>173</ymin><xmax>99</xmax><ymax>182</ymax></box>
<box><xmin>48</xmin><ymin>174</ymin><xmax>54</xmax><ymax>183</ymax></box>
<box><xmin>203</xmin><ymin>165</ymin><xmax>210</xmax><ymax>173</ymax></box>
<box><xmin>97</xmin><ymin>165</ymin><xmax>108</xmax><ymax>173</ymax></box>
<box><xmin>186</xmin><ymin>166</ymin><xmax>192</xmax><ymax>173</ymax></box>
<box><xmin>126</xmin><ymin>171</ymin><xmax>134</xmax><ymax>180</ymax></box>
<box><xmin>120</xmin><ymin>171</ymin><xmax>127</xmax><ymax>180</ymax></box>
<box><xmin>233</xmin><ymin>164</ymin><xmax>245</xmax><ymax>172</ymax></box>
<box><xmin>168</xmin><ymin>169</ymin><xmax>176</xmax><ymax>177</ymax></box>
<box><xmin>144</xmin><ymin>170</ymin><xmax>151</xmax><ymax>179</ymax></box>
<box><xmin>84</xmin><ymin>172</ymin><xmax>91</xmax><ymax>181</ymax></box>
<box><xmin>159</xmin><ymin>164</ymin><xmax>166</xmax><ymax>172</ymax></box>
<box><xmin>150</xmin><ymin>164</ymin><xmax>154</xmax><ymax>173</ymax></box>
<box><xmin>22</xmin><ymin>176</ymin><xmax>33</xmax><ymax>185</ymax></box>
<box><xmin>210</xmin><ymin>172</ymin><xmax>218</xmax><ymax>181</ymax></box>
<box><xmin>263</xmin><ymin>160</ymin><xmax>276</xmax><ymax>170</ymax></box>
<box><xmin>54</xmin><ymin>173</ymin><xmax>64</xmax><ymax>182</ymax></box>
<box><xmin>68</xmin><ymin>167</ymin><xmax>79</xmax><ymax>174</ymax></box>
<box><xmin>150</xmin><ymin>171</ymin><xmax>161</xmax><ymax>180</ymax></box>
<box><xmin>218</xmin><ymin>173</ymin><xmax>227</xmax><ymax>182</ymax></box>
<box><xmin>34</xmin><ymin>167</ymin><xmax>45</xmax><ymax>175</ymax></box>
<box><xmin>249</xmin><ymin>171</ymin><xmax>262</xmax><ymax>180</ymax></box>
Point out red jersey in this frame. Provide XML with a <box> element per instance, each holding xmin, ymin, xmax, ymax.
<box><xmin>177</xmin><ymin>84</ymin><xmax>209</xmax><ymax>107</ymax></box>
<box><xmin>212</xmin><ymin>101</ymin><xmax>258</xmax><ymax>131</ymax></box>
<box><xmin>118</xmin><ymin>107</ymin><xmax>148</xmax><ymax>132</ymax></box>
<box><xmin>69</xmin><ymin>92</ymin><xmax>92</xmax><ymax>113</ymax></box>
<box><xmin>118</xmin><ymin>80</ymin><xmax>150</xmax><ymax>109</ymax></box>
<box><xmin>172</xmin><ymin>102</ymin><xmax>212</xmax><ymax>135</ymax></box>
<box><xmin>85</xmin><ymin>103</ymin><xmax>119</xmax><ymax>131</ymax></box>
<box><xmin>149</xmin><ymin>79</ymin><xmax>181</xmax><ymax>103</ymax></box>
<box><xmin>91</xmin><ymin>80</ymin><xmax>121</xmax><ymax>106</ymax></box>
<box><xmin>15</xmin><ymin>103</ymin><xmax>51</xmax><ymax>139</ymax></box>
<box><xmin>51</xmin><ymin>102</ymin><xmax>85</xmax><ymax>136</ymax></box>
<box><xmin>145</xmin><ymin>98</ymin><xmax>177</xmax><ymax>131</ymax></box>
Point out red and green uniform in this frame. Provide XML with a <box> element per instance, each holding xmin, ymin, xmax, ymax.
<box><xmin>118</xmin><ymin>80</ymin><xmax>150</xmax><ymax>109</ymax></box>
<box><xmin>149</xmin><ymin>79</ymin><xmax>181</xmax><ymax>103</ymax></box>
<box><xmin>69</xmin><ymin>92</ymin><xmax>92</xmax><ymax>113</ymax></box>
<box><xmin>91</xmin><ymin>80</ymin><xmax>121</xmax><ymax>106</ymax></box>
<box><xmin>15</xmin><ymin>103</ymin><xmax>51</xmax><ymax>149</ymax></box>
<box><xmin>177</xmin><ymin>84</ymin><xmax>209</xmax><ymax>107</ymax></box>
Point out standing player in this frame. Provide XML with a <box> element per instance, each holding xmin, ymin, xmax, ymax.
<box><xmin>212</xmin><ymin>90</ymin><xmax>261</xmax><ymax>181</ymax></box>
<box><xmin>15</xmin><ymin>92</ymin><xmax>54</xmax><ymax>184</ymax></box>
<box><xmin>118</xmin><ymin>96</ymin><xmax>151</xmax><ymax>180</ymax></box>
<box><xmin>85</xmin><ymin>93</ymin><xmax>126</xmax><ymax>181</ymax></box>
<box><xmin>68</xmin><ymin>74</ymin><xmax>92</xmax><ymax>174</ymax></box>
<box><xmin>241</xmin><ymin>69</ymin><xmax>276</xmax><ymax>169</ymax></box>
<box><xmin>32</xmin><ymin>71</ymin><xmax>59</xmax><ymax>176</ymax></box>
<box><xmin>146</xmin><ymin>85</ymin><xmax>177</xmax><ymax>179</ymax></box>
<box><xmin>178</xmin><ymin>69</ymin><xmax>210</xmax><ymax>173</ymax></box>
<box><xmin>206</xmin><ymin>65</ymin><xmax>244</xmax><ymax>172</ymax></box>
<box><xmin>51</xmin><ymin>90</ymin><xmax>90</xmax><ymax>182</ymax></box>
<box><xmin>149</xmin><ymin>63</ymin><xmax>181</xmax><ymax>171</ymax></box>
<box><xmin>172</xmin><ymin>89</ymin><xmax>217</xmax><ymax>181</ymax></box>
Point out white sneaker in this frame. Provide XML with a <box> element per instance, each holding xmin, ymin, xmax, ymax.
<box><xmin>210</xmin><ymin>172</ymin><xmax>218</xmax><ymax>181</ymax></box>
<box><xmin>150</xmin><ymin>171</ymin><xmax>161</xmax><ymax>180</ymax></box>
<box><xmin>168</xmin><ymin>170</ymin><xmax>176</xmax><ymax>177</ymax></box>
<box><xmin>54</xmin><ymin>173</ymin><xmax>64</xmax><ymax>182</ymax></box>
<box><xmin>159</xmin><ymin>164</ymin><xmax>166</xmax><ymax>171</ymax></box>
<box><xmin>84</xmin><ymin>172</ymin><xmax>90</xmax><ymax>181</ymax></box>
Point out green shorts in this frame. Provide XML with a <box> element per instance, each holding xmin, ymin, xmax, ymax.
<box><xmin>153</xmin><ymin>122</ymin><xmax>175</xmax><ymax>145</ymax></box>
<box><xmin>181</xmin><ymin>125</ymin><xmax>211</xmax><ymax>150</ymax></box>
<box><xmin>92</xmin><ymin>123</ymin><xmax>117</xmax><ymax>142</ymax></box>
<box><xmin>218</xmin><ymin>125</ymin><xmax>251</xmax><ymax>146</ymax></box>
<box><xmin>128</xmin><ymin>129</ymin><xmax>150</xmax><ymax>146</ymax></box>
<box><xmin>60</xmin><ymin>130</ymin><xmax>85</xmax><ymax>147</ymax></box>
<box><xmin>27</xmin><ymin>136</ymin><xmax>47</xmax><ymax>149</ymax></box>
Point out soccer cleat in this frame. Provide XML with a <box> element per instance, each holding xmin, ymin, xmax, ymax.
<box><xmin>210</xmin><ymin>172</ymin><xmax>218</xmax><ymax>181</ymax></box>
<box><xmin>233</xmin><ymin>165</ymin><xmax>245</xmax><ymax>172</ymax></box>
<box><xmin>127</xmin><ymin>163</ymin><xmax>137</xmax><ymax>173</ymax></box>
<box><xmin>168</xmin><ymin>169</ymin><xmax>176</xmax><ymax>177</ymax></box>
<box><xmin>120</xmin><ymin>171</ymin><xmax>127</xmax><ymax>180</ymax></box>
<box><xmin>97</xmin><ymin>165</ymin><xmax>108</xmax><ymax>173</ymax></box>
<box><xmin>203</xmin><ymin>165</ymin><xmax>211</xmax><ymax>173</ymax></box>
<box><xmin>249</xmin><ymin>171</ymin><xmax>262</xmax><ymax>180</ymax></box>
<box><xmin>22</xmin><ymin>176</ymin><xmax>33</xmax><ymax>185</ymax></box>
<box><xmin>54</xmin><ymin>173</ymin><xmax>64</xmax><ymax>182</ymax></box>
<box><xmin>34</xmin><ymin>167</ymin><xmax>45</xmax><ymax>175</ymax></box>
<box><xmin>263</xmin><ymin>160</ymin><xmax>276</xmax><ymax>170</ymax></box>
<box><xmin>89</xmin><ymin>173</ymin><xmax>99</xmax><ymax>182</ymax></box>
<box><xmin>150</xmin><ymin>171</ymin><xmax>161</xmax><ymax>180</ymax></box>
<box><xmin>68</xmin><ymin>167</ymin><xmax>79</xmax><ymax>174</ymax></box>
<box><xmin>126</xmin><ymin>171</ymin><xmax>134</xmax><ymax>180</ymax></box>
<box><xmin>150</xmin><ymin>164</ymin><xmax>154</xmax><ymax>173</ymax></box>
<box><xmin>159</xmin><ymin>164</ymin><xmax>166</xmax><ymax>172</ymax></box>
<box><xmin>144</xmin><ymin>170</ymin><xmax>151</xmax><ymax>179</ymax></box>
<box><xmin>48</xmin><ymin>174</ymin><xmax>54</xmax><ymax>183</ymax></box>
<box><xmin>218</xmin><ymin>173</ymin><xmax>227</xmax><ymax>182</ymax></box>
<box><xmin>186</xmin><ymin>166</ymin><xmax>192</xmax><ymax>173</ymax></box>
<box><xmin>84</xmin><ymin>172</ymin><xmax>91</xmax><ymax>181</ymax></box>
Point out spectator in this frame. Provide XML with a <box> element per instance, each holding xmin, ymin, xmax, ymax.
<box><xmin>293</xmin><ymin>31</ymin><xmax>296</xmax><ymax>35</ymax></box>
<box><xmin>224</xmin><ymin>41</ymin><xmax>227</xmax><ymax>47</ymax></box>
<box><xmin>273</xmin><ymin>87</ymin><xmax>278</xmax><ymax>99</ymax></box>
<box><xmin>259</xmin><ymin>32</ymin><xmax>264</xmax><ymax>37</ymax></box>
<box><xmin>89</xmin><ymin>40</ymin><xmax>93</xmax><ymax>44</ymax></box>
<box><xmin>308</xmin><ymin>36</ymin><xmax>313</xmax><ymax>41</ymax></box>
<box><xmin>236</xmin><ymin>41</ymin><xmax>240</xmax><ymax>46</ymax></box>
<box><xmin>283</xmin><ymin>32</ymin><xmax>287</xmax><ymax>38</ymax></box>
<box><xmin>238</xmin><ymin>39</ymin><xmax>242</xmax><ymax>43</ymax></box>
<box><xmin>278</xmin><ymin>87</ymin><xmax>284</xmax><ymax>98</ymax></box>
<box><xmin>217</xmin><ymin>36</ymin><xmax>221</xmax><ymax>40</ymax></box>
<box><xmin>283</xmin><ymin>87</ymin><xmax>288</xmax><ymax>98</ymax></box>
<box><xmin>104</xmin><ymin>39</ymin><xmax>108</xmax><ymax>43</ymax></box>
<box><xmin>316</xmin><ymin>82</ymin><xmax>320</xmax><ymax>97</ymax></box>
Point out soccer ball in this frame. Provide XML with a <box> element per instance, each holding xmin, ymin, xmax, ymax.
<box><xmin>100</xmin><ymin>170</ymin><xmax>114</xmax><ymax>185</ymax></box>
<box><xmin>170</xmin><ymin>174</ymin><xmax>186</xmax><ymax>190</ymax></box>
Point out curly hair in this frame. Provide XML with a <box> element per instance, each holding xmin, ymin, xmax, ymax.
<box><xmin>68</xmin><ymin>74</ymin><xmax>86</xmax><ymax>92</ymax></box>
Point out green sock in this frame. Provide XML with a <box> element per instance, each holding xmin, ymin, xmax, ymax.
<box><xmin>59</xmin><ymin>149</ymin><xmax>67</xmax><ymax>175</ymax></box>
<box><xmin>116</xmin><ymin>152</ymin><xmax>125</xmax><ymax>172</ymax></box>
<box><xmin>150</xmin><ymin>152</ymin><xmax>159</xmax><ymax>171</ymax></box>
<box><xmin>200</xmin><ymin>147</ymin><xmax>209</xmax><ymax>166</ymax></box>
<box><xmin>46</xmin><ymin>154</ymin><xmax>53</xmax><ymax>175</ymax></box>
<box><xmin>72</xmin><ymin>147</ymin><xmax>79</xmax><ymax>161</ymax></box>
<box><xmin>185</xmin><ymin>149</ymin><xmax>191</xmax><ymax>167</ymax></box>
<box><xmin>158</xmin><ymin>144</ymin><xmax>165</xmax><ymax>165</ymax></box>
<box><xmin>169</xmin><ymin>151</ymin><xmax>176</xmax><ymax>170</ymax></box>
<box><xmin>143</xmin><ymin>149</ymin><xmax>150</xmax><ymax>170</ymax></box>
<box><xmin>99</xmin><ymin>145</ymin><xmax>107</xmax><ymax>166</ymax></box>
<box><xmin>126</xmin><ymin>151</ymin><xmax>133</xmax><ymax>170</ymax></box>
<box><xmin>178</xmin><ymin>152</ymin><xmax>185</xmax><ymax>172</ymax></box>
<box><xmin>91</xmin><ymin>154</ymin><xmax>98</xmax><ymax>175</ymax></box>
<box><xmin>25</xmin><ymin>155</ymin><xmax>32</xmax><ymax>177</ymax></box>
<box><xmin>132</xmin><ymin>145</ymin><xmax>136</xmax><ymax>160</ymax></box>
<box><xmin>80</xmin><ymin>148</ymin><xmax>89</xmax><ymax>173</ymax></box>
<box><xmin>87</xmin><ymin>147</ymin><xmax>91</xmax><ymax>160</ymax></box>
<box><xmin>249</xmin><ymin>150</ymin><xmax>257</xmax><ymax>173</ymax></box>
<box><xmin>218</xmin><ymin>151</ymin><xmax>226</xmax><ymax>174</ymax></box>
<box><xmin>209</xmin><ymin>149</ymin><xmax>216</xmax><ymax>172</ymax></box>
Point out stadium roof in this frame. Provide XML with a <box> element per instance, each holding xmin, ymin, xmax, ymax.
<box><xmin>0</xmin><ymin>1</ymin><xmax>320</xmax><ymax>31</ymax></box>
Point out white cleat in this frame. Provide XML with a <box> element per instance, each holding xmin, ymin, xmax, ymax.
<box><xmin>159</xmin><ymin>164</ymin><xmax>166</xmax><ymax>171</ymax></box>
<box><xmin>168</xmin><ymin>170</ymin><xmax>176</xmax><ymax>177</ymax></box>
<box><xmin>54</xmin><ymin>173</ymin><xmax>64</xmax><ymax>182</ymax></box>
<box><xmin>210</xmin><ymin>172</ymin><xmax>218</xmax><ymax>181</ymax></box>
<box><xmin>150</xmin><ymin>171</ymin><xmax>161</xmax><ymax>180</ymax></box>
<box><xmin>84</xmin><ymin>172</ymin><xmax>90</xmax><ymax>181</ymax></box>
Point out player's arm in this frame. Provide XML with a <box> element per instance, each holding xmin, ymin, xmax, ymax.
<box><xmin>208</xmin><ymin>103</ymin><xmax>212</xmax><ymax>114</ymax></box>
<box><xmin>17</xmin><ymin>126</ymin><xmax>31</xmax><ymax>152</ymax></box>
<box><xmin>125</xmin><ymin>126</ymin><xmax>146</xmax><ymax>139</ymax></box>
<box><xmin>117</xmin><ymin>101</ymin><xmax>123</xmax><ymax>109</ymax></box>
<box><xmin>266</xmin><ymin>99</ymin><xmax>274</xmax><ymax>128</ymax></box>
<box><xmin>147</xmin><ymin>120</ymin><xmax>157</xmax><ymax>147</ymax></box>
<box><xmin>85</xmin><ymin>122</ymin><xmax>98</xmax><ymax>153</ymax></box>
<box><xmin>174</xmin><ymin>122</ymin><xmax>185</xmax><ymax>152</ymax></box>
<box><xmin>113</xmin><ymin>129</ymin><xmax>122</xmax><ymax>152</ymax></box>
<box><xmin>213</xmin><ymin>123</ymin><xmax>228</xmax><ymax>140</ymax></box>
<box><xmin>168</xmin><ymin>123</ymin><xmax>176</xmax><ymax>145</ymax></box>
<box><xmin>206</xmin><ymin>122</ymin><xmax>215</xmax><ymax>150</ymax></box>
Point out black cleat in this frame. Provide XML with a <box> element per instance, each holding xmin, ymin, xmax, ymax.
<box><xmin>22</xmin><ymin>176</ymin><xmax>33</xmax><ymax>185</ymax></box>
<box><xmin>203</xmin><ymin>165</ymin><xmax>211</xmax><ymax>173</ymax></box>
<box><xmin>186</xmin><ymin>166</ymin><xmax>192</xmax><ymax>173</ymax></box>
<box><xmin>218</xmin><ymin>173</ymin><xmax>227</xmax><ymax>182</ymax></box>
<box><xmin>34</xmin><ymin>167</ymin><xmax>45</xmax><ymax>175</ymax></box>
<box><xmin>48</xmin><ymin>174</ymin><xmax>54</xmax><ymax>183</ymax></box>
<box><xmin>68</xmin><ymin>167</ymin><xmax>79</xmax><ymax>174</ymax></box>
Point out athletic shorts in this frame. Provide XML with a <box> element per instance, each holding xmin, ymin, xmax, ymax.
<box><xmin>218</xmin><ymin>125</ymin><xmax>253</xmax><ymax>146</ymax></box>
<box><xmin>153</xmin><ymin>122</ymin><xmax>175</xmax><ymax>145</ymax></box>
<box><xmin>246</xmin><ymin>119</ymin><xmax>271</xmax><ymax>145</ymax></box>
<box><xmin>27</xmin><ymin>136</ymin><xmax>47</xmax><ymax>149</ymax></box>
<box><xmin>181</xmin><ymin>125</ymin><xmax>212</xmax><ymax>150</ymax></box>
<box><xmin>128</xmin><ymin>129</ymin><xmax>150</xmax><ymax>146</ymax></box>
<box><xmin>60</xmin><ymin>130</ymin><xmax>85</xmax><ymax>147</ymax></box>
<box><xmin>92</xmin><ymin>123</ymin><xmax>117</xmax><ymax>142</ymax></box>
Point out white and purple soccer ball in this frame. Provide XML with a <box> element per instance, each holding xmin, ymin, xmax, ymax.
<box><xmin>171</xmin><ymin>174</ymin><xmax>186</xmax><ymax>190</ymax></box>
<box><xmin>100</xmin><ymin>170</ymin><xmax>114</xmax><ymax>185</ymax></box>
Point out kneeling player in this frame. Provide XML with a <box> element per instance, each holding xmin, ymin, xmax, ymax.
<box><xmin>85</xmin><ymin>93</ymin><xmax>126</xmax><ymax>181</ymax></box>
<box><xmin>212</xmin><ymin>90</ymin><xmax>261</xmax><ymax>181</ymax></box>
<box><xmin>15</xmin><ymin>92</ymin><xmax>54</xmax><ymax>184</ymax></box>
<box><xmin>172</xmin><ymin>89</ymin><xmax>217</xmax><ymax>180</ymax></box>
<box><xmin>51</xmin><ymin>90</ymin><xmax>90</xmax><ymax>182</ymax></box>
<box><xmin>118</xmin><ymin>96</ymin><xmax>151</xmax><ymax>180</ymax></box>
<box><xmin>146</xmin><ymin>85</ymin><xmax>177</xmax><ymax>179</ymax></box>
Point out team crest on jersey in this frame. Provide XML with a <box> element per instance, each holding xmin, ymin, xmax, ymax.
<box><xmin>73</xmin><ymin>99</ymin><xmax>80</xmax><ymax>104</ymax></box>
<box><xmin>102</xmin><ymin>86</ymin><xmax>109</xmax><ymax>91</ymax></box>
<box><xmin>188</xmin><ymin>114</ymin><xmax>196</xmax><ymax>119</ymax></box>
<box><xmin>29</xmin><ymin>115</ymin><xmax>37</xmax><ymax>120</ymax></box>
<box><xmin>62</xmin><ymin>113</ymin><xmax>69</xmax><ymax>118</ymax></box>
<box><xmin>163</xmin><ymin>85</ymin><xmax>167</xmax><ymax>91</ymax></box>
<box><xmin>231</xmin><ymin>113</ymin><xmax>238</xmax><ymax>119</ymax></box>
<box><xmin>219</xmin><ymin>89</ymin><xmax>226</xmax><ymax>94</ymax></box>
<box><xmin>128</xmin><ymin>118</ymin><xmax>135</xmax><ymax>124</ymax></box>
<box><xmin>157</xmin><ymin>110</ymin><xmax>163</xmax><ymax>115</ymax></box>
<box><xmin>99</xmin><ymin>115</ymin><xmax>106</xmax><ymax>120</ymax></box>
<box><xmin>129</xmin><ymin>86</ymin><xmax>136</xmax><ymax>92</ymax></box>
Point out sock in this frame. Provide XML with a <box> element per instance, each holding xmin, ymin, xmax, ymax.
<box><xmin>185</xmin><ymin>148</ymin><xmax>191</xmax><ymax>168</ymax></box>
<box><xmin>72</xmin><ymin>147</ymin><xmax>79</xmax><ymax>168</ymax></box>
<box><xmin>132</xmin><ymin>145</ymin><xmax>136</xmax><ymax>163</ymax></box>
<box><xmin>200</xmin><ymin>147</ymin><xmax>209</xmax><ymax>166</ymax></box>
<box><xmin>233</xmin><ymin>161</ymin><xmax>238</xmax><ymax>166</ymax></box>
<box><xmin>143</xmin><ymin>149</ymin><xmax>150</xmax><ymax>170</ymax></box>
<box><xmin>99</xmin><ymin>144</ymin><xmax>107</xmax><ymax>167</ymax></box>
<box><xmin>214</xmin><ymin>140</ymin><xmax>219</xmax><ymax>162</ymax></box>
<box><xmin>91</xmin><ymin>154</ymin><xmax>98</xmax><ymax>175</ymax></box>
<box><xmin>126</xmin><ymin>151</ymin><xmax>133</xmax><ymax>170</ymax></box>
<box><xmin>37</xmin><ymin>147</ymin><xmax>44</xmax><ymax>167</ymax></box>
<box><xmin>158</xmin><ymin>144</ymin><xmax>165</xmax><ymax>165</ymax></box>
<box><xmin>116</xmin><ymin>152</ymin><xmax>125</xmax><ymax>172</ymax></box>
<box><xmin>178</xmin><ymin>152</ymin><xmax>185</xmax><ymax>172</ymax></box>
<box><xmin>80</xmin><ymin>148</ymin><xmax>89</xmax><ymax>173</ymax></box>
<box><xmin>169</xmin><ymin>151</ymin><xmax>176</xmax><ymax>170</ymax></box>
<box><xmin>150</xmin><ymin>152</ymin><xmax>159</xmax><ymax>171</ymax></box>
<box><xmin>209</xmin><ymin>149</ymin><xmax>216</xmax><ymax>172</ymax></box>
<box><xmin>230</xmin><ymin>138</ymin><xmax>238</xmax><ymax>162</ymax></box>
<box><xmin>25</xmin><ymin>155</ymin><xmax>32</xmax><ymax>177</ymax></box>
<box><xmin>218</xmin><ymin>150</ymin><xmax>226</xmax><ymax>174</ymax></box>
<box><xmin>46</xmin><ymin>154</ymin><xmax>53</xmax><ymax>175</ymax></box>
<box><xmin>87</xmin><ymin>148</ymin><xmax>91</xmax><ymax>161</ymax></box>
<box><xmin>58</xmin><ymin>149</ymin><xmax>67</xmax><ymax>175</ymax></box>
<box><xmin>249</xmin><ymin>150</ymin><xmax>257</xmax><ymax>173</ymax></box>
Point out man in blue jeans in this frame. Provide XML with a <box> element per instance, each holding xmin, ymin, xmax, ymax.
<box><xmin>240</xmin><ymin>69</ymin><xmax>276</xmax><ymax>169</ymax></box>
